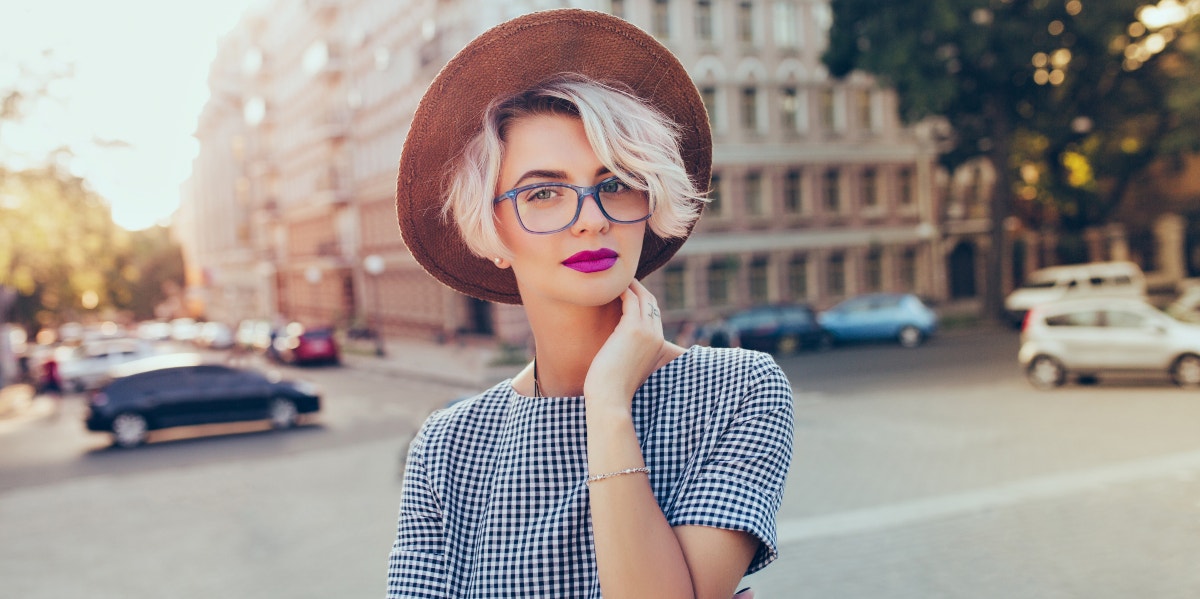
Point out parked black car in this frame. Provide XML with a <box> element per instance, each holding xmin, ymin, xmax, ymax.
<box><xmin>697</xmin><ymin>304</ymin><xmax>830</xmax><ymax>354</ymax></box>
<box><xmin>86</xmin><ymin>354</ymin><xmax>321</xmax><ymax>448</ymax></box>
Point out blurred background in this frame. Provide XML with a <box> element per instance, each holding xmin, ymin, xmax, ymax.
<box><xmin>2</xmin><ymin>1</ymin><xmax>1200</xmax><ymax>597</ymax></box>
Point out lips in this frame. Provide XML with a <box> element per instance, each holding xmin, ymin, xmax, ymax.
<box><xmin>562</xmin><ymin>248</ymin><xmax>618</xmax><ymax>273</ymax></box>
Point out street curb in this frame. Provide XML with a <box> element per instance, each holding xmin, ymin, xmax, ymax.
<box><xmin>341</xmin><ymin>355</ymin><xmax>522</xmax><ymax>391</ymax></box>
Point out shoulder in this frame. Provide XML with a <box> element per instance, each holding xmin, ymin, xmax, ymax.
<box><xmin>416</xmin><ymin>380</ymin><xmax>513</xmax><ymax>446</ymax></box>
<box><xmin>676</xmin><ymin>347</ymin><xmax>790</xmax><ymax>397</ymax></box>
<box><xmin>651</xmin><ymin>347</ymin><xmax>791</xmax><ymax>418</ymax></box>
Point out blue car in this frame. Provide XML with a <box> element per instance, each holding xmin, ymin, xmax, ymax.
<box><xmin>818</xmin><ymin>293</ymin><xmax>938</xmax><ymax>348</ymax></box>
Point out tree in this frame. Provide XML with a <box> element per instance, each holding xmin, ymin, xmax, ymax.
<box><xmin>0</xmin><ymin>165</ymin><xmax>185</xmax><ymax>333</ymax></box>
<box><xmin>824</xmin><ymin>0</ymin><xmax>1200</xmax><ymax>319</ymax></box>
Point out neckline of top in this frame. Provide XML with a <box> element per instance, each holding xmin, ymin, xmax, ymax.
<box><xmin>507</xmin><ymin>345</ymin><xmax>700</xmax><ymax>400</ymax></box>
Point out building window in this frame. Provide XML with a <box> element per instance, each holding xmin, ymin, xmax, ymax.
<box><xmin>696</xmin><ymin>0</ymin><xmax>714</xmax><ymax>41</ymax></box>
<box><xmin>700</xmin><ymin>85</ymin><xmax>718</xmax><ymax>128</ymax></box>
<box><xmin>827</xmin><ymin>252</ymin><xmax>846</xmax><ymax>297</ymax></box>
<box><xmin>788</xmin><ymin>254</ymin><xmax>808</xmax><ymax>300</ymax></box>
<box><xmin>741</xmin><ymin>87</ymin><xmax>759</xmax><ymax>131</ymax></box>
<box><xmin>818</xmin><ymin>87</ymin><xmax>836</xmax><ymax>133</ymax></box>
<box><xmin>773</xmin><ymin>1</ymin><xmax>799</xmax><ymax>48</ymax></box>
<box><xmin>898</xmin><ymin>167</ymin><xmax>914</xmax><ymax>207</ymax></box>
<box><xmin>857</xmin><ymin>88</ymin><xmax>874</xmax><ymax>132</ymax></box>
<box><xmin>750</xmin><ymin>256</ymin><xmax>770</xmax><ymax>303</ymax></box>
<box><xmin>609</xmin><ymin>0</ymin><xmax>626</xmax><ymax>18</ymax></box>
<box><xmin>865</xmin><ymin>248</ymin><xmax>883</xmax><ymax>292</ymax></box>
<box><xmin>707</xmin><ymin>172</ymin><xmax>723</xmax><ymax>217</ymax></box>
<box><xmin>823</xmin><ymin>169</ymin><xmax>841</xmax><ymax>213</ymax></box>
<box><xmin>737</xmin><ymin>1</ymin><xmax>755</xmax><ymax>44</ymax></box>
<box><xmin>780</xmin><ymin>87</ymin><xmax>799</xmax><ymax>132</ymax></box>
<box><xmin>862</xmin><ymin>168</ymin><xmax>878</xmax><ymax>209</ymax></box>
<box><xmin>652</xmin><ymin>0</ymin><xmax>671</xmax><ymax>38</ymax></box>
<box><xmin>900</xmin><ymin>247</ymin><xmax>917</xmax><ymax>290</ymax></box>
<box><xmin>783</xmin><ymin>168</ymin><xmax>804</xmax><ymax>214</ymax></box>
<box><xmin>708</xmin><ymin>259</ymin><xmax>736</xmax><ymax>307</ymax></box>
<box><xmin>664</xmin><ymin>264</ymin><xmax>687</xmax><ymax>309</ymax></box>
<box><xmin>745</xmin><ymin>171</ymin><xmax>764</xmax><ymax>216</ymax></box>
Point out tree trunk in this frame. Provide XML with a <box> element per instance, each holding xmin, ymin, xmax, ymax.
<box><xmin>984</xmin><ymin>102</ymin><xmax>1015</xmax><ymax>322</ymax></box>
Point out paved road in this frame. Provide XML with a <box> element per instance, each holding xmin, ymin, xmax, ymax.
<box><xmin>1</xmin><ymin>330</ymin><xmax>1198</xmax><ymax>598</ymax></box>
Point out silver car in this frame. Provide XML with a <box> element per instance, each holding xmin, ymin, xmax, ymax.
<box><xmin>1018</xmin><ymin>297</ymin><xmax>1200</xmax><ymax>389</ymax></box>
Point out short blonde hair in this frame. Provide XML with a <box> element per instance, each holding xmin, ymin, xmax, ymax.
<box><xmin>444</xmin><ymin>74</ymin><xmax>705</xmax><ymax>261</ymax></box>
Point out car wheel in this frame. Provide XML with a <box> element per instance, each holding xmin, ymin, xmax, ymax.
<box><xmin>897</xmin><ymin>326</ymin><xmax>924</xmax><ymax>348</ymax></box>
<box><xmin>776</xmin><ymin>334</ymin><xmax>800</xmax><ymax>355</ymax></box>
<box><xmin>1026</xmin><ymin>355</ymin><xmax>1066</xmax><ymax>390</ymax></box>
<box><xmin>111</xmin><ymin>413</ymin><xmax>148</xmax><ymax>448</ymax></box>
<box><xmin>1171</xmin><ymin>354</ymin><xmax>1200</xmax><ymax>388</ymax></box>
<box><xmin>269</xmin><ymin>398</ymin><xmax>299</xmax><ymax>429</ymax></box>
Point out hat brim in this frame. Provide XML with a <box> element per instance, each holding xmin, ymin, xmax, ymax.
<box><xmin>396</xmin><ymin>8</ymin><xmax>711</xmax><ymax>305</ymax></box>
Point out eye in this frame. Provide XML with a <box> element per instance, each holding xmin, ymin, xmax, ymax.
<box><xmin>598</xmin><ymin>178</ymin><xmax>628</xmax><ymax>194</ymax></box>
<box><xmin>530</xmin><ymin>188</ymin><xmax>557</xmax><ymax>200</ymax></box>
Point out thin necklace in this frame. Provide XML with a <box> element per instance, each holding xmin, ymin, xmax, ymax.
<box><xmin>533</xmin><ymin>357</ymin><xmax>543</xmax><ymax>398</ymax></box>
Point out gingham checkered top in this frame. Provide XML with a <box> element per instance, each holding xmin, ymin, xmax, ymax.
<box><xmin>387</xmin><ymin>346</ymin><xmax>794</xmax><ymax>598</ymax></box>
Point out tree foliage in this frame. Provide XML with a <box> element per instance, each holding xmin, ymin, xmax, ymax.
<box><xmin>0</xmin><ymin>166</ymin><xmax>184</xmax><ymax>332</ymax></box>
<box><xmin>825</xmin><ymin>0</ymin><xmax>1200</xmax><ymax>316</ymax></box>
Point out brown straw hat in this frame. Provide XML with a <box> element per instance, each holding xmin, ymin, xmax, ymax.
<box><xmin>396</xmin><ymin>8</ymin><xmax>711</xmax><ymax>305</ymax></box>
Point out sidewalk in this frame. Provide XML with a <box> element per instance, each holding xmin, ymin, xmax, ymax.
<box><xmin>338</xmin><ymin>335</ymin><xmax>525</xmax><ymax>391</ymax></box>
<box><xmin>0</xmin><ymin>383</ymin><xmax>55</xmax><ymax>428</ymax></box>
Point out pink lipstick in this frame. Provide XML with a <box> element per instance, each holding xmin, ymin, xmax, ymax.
<box><xmin>562</xmin><ymin>248</ymin><xmax>618</xmax><ymax>273</ymax></box>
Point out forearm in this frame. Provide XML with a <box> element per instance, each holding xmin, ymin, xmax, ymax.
<box><xmin>587</xmin><ymin>403</ymin><xmax>695</xmax><ymax>599</ymax></box>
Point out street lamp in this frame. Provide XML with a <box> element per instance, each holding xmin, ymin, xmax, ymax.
<box><xmin>363</xmin><ymin>254</ymin><xmax>386</xmax><ymax>357</ymax></box>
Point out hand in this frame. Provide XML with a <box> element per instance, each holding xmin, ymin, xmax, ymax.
<box><xmin>583</xmin><ymin>280</ymin><xmax>666</xmax><ymax>408</ymax></box>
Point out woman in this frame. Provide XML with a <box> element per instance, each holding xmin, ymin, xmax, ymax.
<box><xmin>390</xmin><ymin>10</ymin><xmax>793</xmax><ymax>598</ymax></box>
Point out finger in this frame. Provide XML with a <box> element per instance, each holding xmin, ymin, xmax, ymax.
<box><xmin>627</xmin><ymin>281</ymin><xmax>661</xmax><ymax>320</ymax></box>
<box><xmin>619</xmin><ymin>287</ymin><xmax>641</xmax><ymax>320</ymax></box>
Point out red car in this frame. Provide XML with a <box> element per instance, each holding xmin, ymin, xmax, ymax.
<box><xmin>273</xmin><ymin>324</ymin><xmax>340</xmax><ymax>366</ymax></box>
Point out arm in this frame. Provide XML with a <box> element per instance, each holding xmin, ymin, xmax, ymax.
<box><xmin>387</xmin><ymin>429</ymin><xmax>449</xmax><ymax>599</ymax></box>
<box><xmin>584</xmin><ymin>282</ymin><xmax>764</xmax><ymax>599</ymax></box>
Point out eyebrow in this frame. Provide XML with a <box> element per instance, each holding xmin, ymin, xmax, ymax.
<box><xmin>512</xmin><ymin>166</ymin><xmax>612</xmax><ymax>188</ymax></box>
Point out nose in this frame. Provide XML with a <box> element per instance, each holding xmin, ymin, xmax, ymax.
<box><xmin>571</xmin><ymin>189</ymin><xmax>610</xmax><ymax>234</ymax></box>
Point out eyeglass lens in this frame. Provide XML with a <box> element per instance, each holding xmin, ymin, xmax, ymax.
<box><xmin>514</xmin><ymin>181</ymin><xmax>648</xmax><ymax>232</ymax></box>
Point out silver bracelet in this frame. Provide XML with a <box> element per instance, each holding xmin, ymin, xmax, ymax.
<box><xmin>586</xmin><ymin>466</ymin><xmax>650</xmax><ymax>484</ymax></box>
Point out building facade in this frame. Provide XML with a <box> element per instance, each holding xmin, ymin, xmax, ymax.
<box><xmin>181</xmin><ymin>0</ymin><xmax>946</xmax><ymax>345</ymax></box>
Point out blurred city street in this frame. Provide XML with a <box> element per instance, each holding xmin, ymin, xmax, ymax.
<box><xmin>2</xmin><ymin>327</ymin><xmax>1199</xmax><ymax>598</ymax></box>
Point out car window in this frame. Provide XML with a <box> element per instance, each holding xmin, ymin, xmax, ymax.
<box><xmin>1021</xmin><ymin>279</ymin><xmax>1057</xmax><ymax>289</ymax></box>
<box><xmin>1113</xmin><ymin>275</ymin><xmax>1132</xmax><ymax>285</ymax></box>
<box><xmin>780</xmin><ymin>308</ymin><xmax>813</xmax><ymax>325</ymax></box>
<box><xmin>1044</xmin><ymin>310</ymin><xmax>1101</xmax><ymax>327</ymax></box>
<box><xmin>1089</xmin><ymin>276</ymin><xmax>1105</xmax><ymax>286</ymax></box>
<box><xmin>870</xmin><ymin>296</ymin><xmax>901</xmax><ymax>310</ymax></box>
<box><xmin>838</xmin><ymin>298</ymin><xmax>871</xmax><ymax>313</ymax></box>
<box><xmin>1104</xmin><ymin>310</ymin><xmax>1148</xmax><ymax>328</ymax></box>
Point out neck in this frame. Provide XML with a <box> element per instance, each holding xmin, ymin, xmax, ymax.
<box><xmin>523</xmin><ymin>297</ymin><xmax>623</xmax><ymax>397</ymax></box>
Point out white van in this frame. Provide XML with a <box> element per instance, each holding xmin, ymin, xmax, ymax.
<box><xmin>1004</xmin><ymin>261</ymin><xmax>1146</xmax><ymax>327</ymax></box>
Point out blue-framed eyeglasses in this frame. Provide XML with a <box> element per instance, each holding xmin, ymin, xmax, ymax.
<box><xmin>493</xmin><ymin>176</ymin><xmax>651</xmax><ymax>234</ymax></box>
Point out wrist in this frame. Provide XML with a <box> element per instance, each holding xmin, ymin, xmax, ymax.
<box><xmin>584</xmin><ymin>397</ymin><xmax>634</xmax><ymax>422</ymax></box>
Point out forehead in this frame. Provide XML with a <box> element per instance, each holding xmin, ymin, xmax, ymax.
<box><xmin>498</xmin><ymin>114</ymin><xmax>601</xmax><ymax>182</ymax></box>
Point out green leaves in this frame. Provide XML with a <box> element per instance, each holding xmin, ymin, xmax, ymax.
<box><xmin>0</xmin><ymin>166</ymin><xmax>183</xmax><ymax>329</ymax></box>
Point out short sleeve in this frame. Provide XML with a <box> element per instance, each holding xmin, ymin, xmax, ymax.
<box><xmin>666</xmin><ymin>355</ymin><xmax>794</xmax><ymax>574</ymax></box>
<box><xmin>387</xmin><ymin>428</ymin><xmax>449</xmax><ymax>598</ymax></box>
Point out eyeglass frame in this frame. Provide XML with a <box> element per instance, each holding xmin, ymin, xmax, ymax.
<box><xmin>492</xmin><ymin>175</ymin><xmax>652</xmax><ymax>235</ymax></box>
